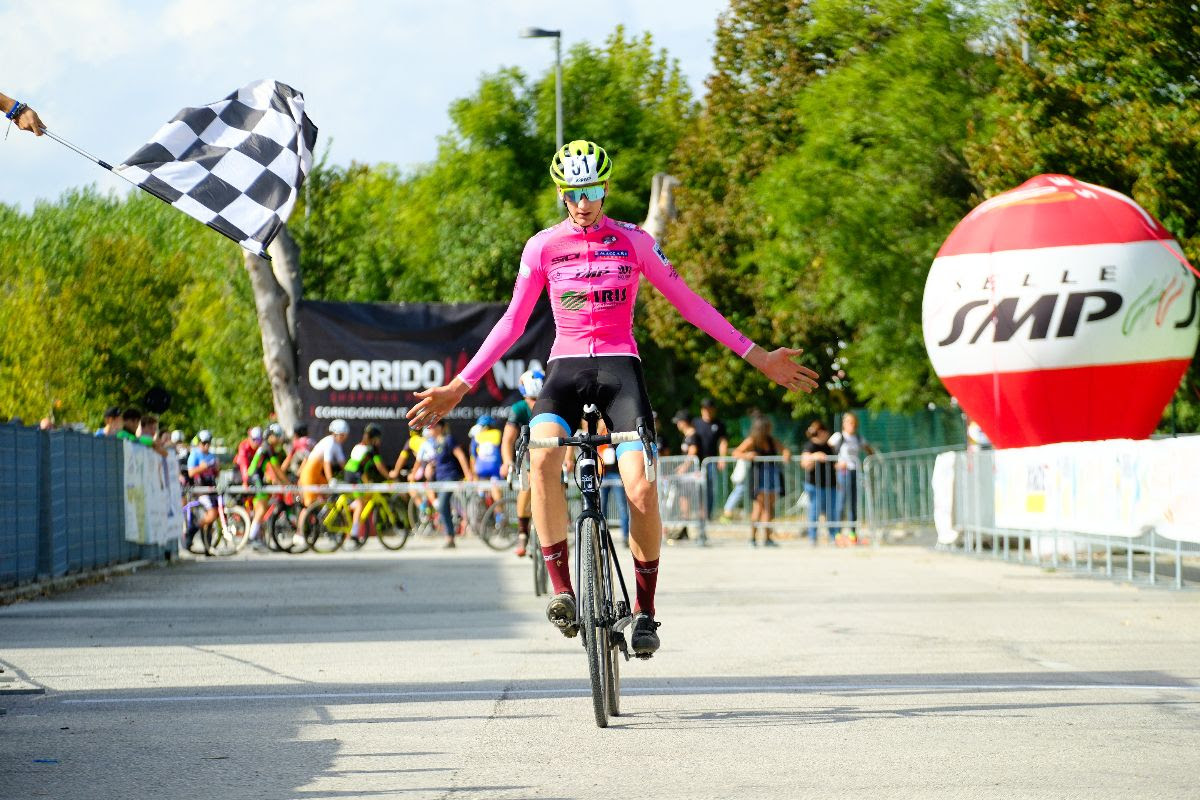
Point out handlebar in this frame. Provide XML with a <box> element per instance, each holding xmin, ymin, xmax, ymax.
<box><xmin>511</xmin><ymin>415</ymin><xmax>657</xmax><ymax>488</ymax></box>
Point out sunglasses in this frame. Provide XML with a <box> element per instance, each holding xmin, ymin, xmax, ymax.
<box><xmin>561</xmin><ymin>184</ymin><xmax>606</xmax><ymax>204</ymax></box>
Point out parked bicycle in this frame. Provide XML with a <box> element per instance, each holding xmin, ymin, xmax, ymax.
<box><xmin>515</xmin><ymin>404</ymin><xmax>657</xmax><ymax>727</ymax></box>
<box><xmin>298</xmin><ymin>488</ymin><xmax>409</xmax><ymax>553</ymax></box>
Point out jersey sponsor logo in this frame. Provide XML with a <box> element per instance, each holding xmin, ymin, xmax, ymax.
<box><xmin>518</xmin><ymin>262</ymin><xmax>532</xmax><ymax>278</ymax></box>
<box><xmin>574</xmin><ymin>265</ymin><xmax>607</xmax><ymax>278</ymax></box>
<box><xmin>614</xmin><ymin>220</ymin><xmax>638</xmax><ymax>230</ymax></box>
<box><xmin>550</xmin><ymin>252</ymin><xmax>580</xmax><ymax>265</ymax></box>
<box><xmin>602</xmin><ymin>235</ymin><xmax>618</xmax><ymax>244</ymax></box>
<box><xmin>593</xmin><ymin>287</ymin><xmax>628</xmax><ymax>305</ymax></box>
<box><xmin>652</xmin><ymin>243</ymin><xmax>671</xmax><ymax>266</ymax></box>
<box><xmin>560</xmin><ymin>290</ymin><xmax>587</xmax><ymax>311</ymax></box>
<box><xmin>618</xmin><ymin>264</ymin><xmax>632</xmax><ymax>279</ymax></box>
<box><xmin>595</xmin><ymin>249</ymin><xmax>629</xmax><ymax>258</ymax></box>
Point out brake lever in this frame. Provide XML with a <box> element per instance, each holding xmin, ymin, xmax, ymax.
<box><xmin>636</xmin><ymin>417</ymin><xmax>657</xmax><ymax>483</ymax></box>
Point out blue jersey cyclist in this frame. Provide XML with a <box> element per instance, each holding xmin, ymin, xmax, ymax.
<box><xmin>408</xmin><ymin>140</ymin><xmax>819</xmax><ymax>657</ymax></box>
<box><xmin>470</xmin><ymin>415</ymin><xmax>504</xmax><ymax>479</ymax></box>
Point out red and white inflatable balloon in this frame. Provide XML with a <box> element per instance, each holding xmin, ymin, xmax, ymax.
<box><xmin>923</xmin><ymin>174</ymin><xmax>1198</xmax><ymax>448</ymax></box>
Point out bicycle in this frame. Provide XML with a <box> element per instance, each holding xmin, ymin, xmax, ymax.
<box><xmin>183</xmin><ymin>489</ymin><xmax>252</xmax><ymax>556</ymax></box>
<box><xmin>299</xmin><ymin>487</ymin><xmax>410</xmax><ymax>553</ymax></box>
<box><xmin>407</xmin><ymin>490</ymin><xmax>467</xmax><ymax>540</ymax></box>
<box><xmin>514</xmin><ymin>404</ymin><xmax>657</xmax><ymax>728</ymax></box>
<box><xmin>263</xmin><ymin>490</ymin><xmax>304</xmax><ymax>553</ymax></box>
<box><xmin>466</xmin><ymin>487</ymin><xmax>519</xmax><ymax>550</ymax></box>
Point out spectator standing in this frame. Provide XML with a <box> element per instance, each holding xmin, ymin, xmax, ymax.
<box><xmin>116</xmin><ymin>408</ymin><xmax>142</xmax><ymax>442</ymax></box>
<box><xmin>691</xmin><ymin>398</ymin><xmax>728</xmax><ymax>532</ymax></box>
<box><xmin>800</xmin><ymin>420</ymin><xmax>836</xmax><ymax>545</ymax></box>
<box><xmin>429</xmin><ymin>418</ymin><xmax>473</xmax><ymax>549</ymax></box>
<box><xmin>732</xmin><ymin>416</ymin><xmax>790</xmax><ymax>547</ymax></box>
<box><xmin>829</xmin><ymin>411</ymin><xmax>874</xmax><ymax>546</ymax></box>
<box><xmin>137</xmin><ymin>415</ymin><xmax>169</xmax><ymax>456</ymax></box>
<box><xmin>95</xmin><ymin>406</ymin><xmax>122</xmax><ymax>437</ymax></box>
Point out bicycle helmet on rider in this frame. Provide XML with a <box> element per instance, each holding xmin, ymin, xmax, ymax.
<box><xmin>519</xmin><ymin>368</ymin><xmax>544</xmax><ymax>399</ymax></box>
<box><xmin>549</xmin><ymin>140</ymin><xmax>612</xmax><ymax>187</ymax></box>
<box><xmin>265</xmin><ymin>423</ymin><xmax>284</xmax><ymax>439</ymax></box>
<box><xmin>364</xmin><ymin>423</ymin><xmax>383</xmax><ymax>439</ymax></box>
<box><xmin>329</xmin><ymin>419</ymin><xmax>350</xmax><ymax>435</ymax></box>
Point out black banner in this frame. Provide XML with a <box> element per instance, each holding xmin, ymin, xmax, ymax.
<box><xmin>297</xmin><ymin>299</ymin><xmax>553</xmax><ymax>459</ymax></box>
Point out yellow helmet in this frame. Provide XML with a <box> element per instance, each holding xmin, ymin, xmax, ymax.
<box><xmin>549</xmin><ymin>140</ymin><xmax>613</xmax><ymax>187</ymax></box>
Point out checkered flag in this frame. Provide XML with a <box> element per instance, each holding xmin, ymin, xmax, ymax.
<box><xmin>116</xmin><ymin>79</ymin><xmax>317</xmax><ymax>256</ymax></box>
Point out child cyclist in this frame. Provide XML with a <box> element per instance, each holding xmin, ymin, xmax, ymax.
<box><xmin>408</xmin><ymin>140</ymin><xmax>819</xmax><ymax>657</ymax></box>
<box><xmin>247</xmin><ymin>423</ymin><xmax>288</xmax><ymax>548</ymax></box>
<box><xmin>344</xmin><ymin>423</ymin><xmax>390</xmax><ymax>544</ymax></box>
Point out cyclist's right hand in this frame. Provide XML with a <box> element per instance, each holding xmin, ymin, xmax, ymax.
<box><xmin>407</xmin><ymin>379</ymin><xmax>469</xmax><ymax>430</ymax></box>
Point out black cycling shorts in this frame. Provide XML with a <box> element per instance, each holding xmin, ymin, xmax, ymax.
<box><xmin>533</xmin><ymin>356</ymin><xmax>656</xmax><ymax>439</ymax></box>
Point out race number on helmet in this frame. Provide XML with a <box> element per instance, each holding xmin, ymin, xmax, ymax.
<box><xmin>550</xmin><ymin>140</ymin><xmax>612</xmax><ymax>187</ymax></box>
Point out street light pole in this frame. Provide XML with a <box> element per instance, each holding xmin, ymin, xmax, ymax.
<box><xmin>554</xmin><ymin>34</ymin><xmax>562</xmax><ymax>153</ymax></box>
<box><xmin>519</xmin><ymin>27</ymin><xmax>563</xmax><ymax>152</ymax></box>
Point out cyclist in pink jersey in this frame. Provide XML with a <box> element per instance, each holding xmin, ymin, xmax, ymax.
<box><xmin>409</xmin><ymin>140</ymin><xmax>819</xmax><ymax>656</ymax></box>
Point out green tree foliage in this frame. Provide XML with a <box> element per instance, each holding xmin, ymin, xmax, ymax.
<box><xmin>659</xmin><ymin>0</ymin><xmax>997</xmax><ymax>419</ymax></box>
<box><xmin>967</xmin><ymin>0</ymin><xmax>1200</xmax><ymax>430</ymax></box>
<box><xmin>293</xmin><ymin>28</ymin><xmax>697</xmax><ymax>304</ymax></box>
<box><xmin>0</xmin><ymin>190</ymin><xmax>270</xmax><ymax>440</ymax></box>
<box><xmin>290</xmin><ymin>27</ymin><xmax>699</xmax><ymax>408</ymax></box>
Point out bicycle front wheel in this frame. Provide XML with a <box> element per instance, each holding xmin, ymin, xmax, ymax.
<box><xmin>579</xmin><ymin>518</ymin><xmax>611</xmax><ymax>728</ymax></box>
<box><xmin>210</xmin><ymin>505</ymin><xmax>251</xmax><ymax>556</ymax></box>
<box><xmin>303</xmin><ymin>501</ymin><xmax>347</xmax><ymax>554</ymax></box>
<box><xmin>377</xmin><ymin>496</ymin><xmax>411</xmax><ymax>551</ymax></box>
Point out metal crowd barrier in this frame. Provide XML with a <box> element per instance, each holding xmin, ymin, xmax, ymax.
<box><xmin>861</xmin><ymin>445</ymin><xmax>1199</xmax><ymax>588</ymax></box>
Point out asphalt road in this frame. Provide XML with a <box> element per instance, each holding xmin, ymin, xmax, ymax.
<box><xmin>2</xmin><ymin>536</ymin><xmax>1199</xmax><ymax>800</ymax></box>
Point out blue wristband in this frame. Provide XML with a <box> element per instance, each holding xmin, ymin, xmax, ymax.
<box><xmin>6</xmin><ymin>102</ymin><xmax>24</xmax><ymax>120</ymax></box>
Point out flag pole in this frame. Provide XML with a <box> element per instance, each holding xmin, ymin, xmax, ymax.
<box><xmin>36</xmin><ymin>125</ymin><xmax>269</xmax><ymax>258</ymax></box>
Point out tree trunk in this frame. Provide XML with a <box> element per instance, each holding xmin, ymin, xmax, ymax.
<box><xmin>269</xmin><ymin>225</ymin><xmax>303</xmax><ymax>343</ymax></box>
<box><xmin>641</xmin><ymin>172</ymin><xmax>680</xmax><ymax>242</ymax></box>
<box><xmin>243</xmin><ymin>227</ymin><xmax>303</xmax><ymax>434</ymax></box>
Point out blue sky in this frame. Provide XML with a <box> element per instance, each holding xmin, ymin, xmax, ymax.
<box><xmin>0</xmin><ymin>0</ymin><xmax>728</xmax><ymax>210</ymax></box>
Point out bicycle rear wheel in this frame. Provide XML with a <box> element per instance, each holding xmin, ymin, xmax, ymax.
<box><xmin>377</xmin><ymin>496</ymin><xmax>411</xmax><ymax>551</ymax></box>
<box><xmin>579</xmin><ymin>517</ymin><xmax>610</xmax><ymax>728</ymax></box>
<box><xmin>480</xmin><ymin>496</ymin><xmax>519</xmax><ymax>551</ymax></box>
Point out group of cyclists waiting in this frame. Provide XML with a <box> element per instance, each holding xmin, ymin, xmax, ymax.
<box><xmin>172</xmin><ymin>366</ymin><xmax>546</xmax><ymax>551</ymax></box>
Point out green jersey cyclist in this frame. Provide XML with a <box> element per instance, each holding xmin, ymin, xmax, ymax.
<box><xmin>408</xmin><ymin>140</ymin><xmax>819</xmax><ymax>657</ymax></box>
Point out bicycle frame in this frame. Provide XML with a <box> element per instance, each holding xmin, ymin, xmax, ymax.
<box><xmin>571</xmin><ymin>437</ymin><xmax>634</xmax><ymax>657</ymax></box>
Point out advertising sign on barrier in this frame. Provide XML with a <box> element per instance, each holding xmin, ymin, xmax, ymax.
<box><xmin>123</xmin><ymin>442</ymin><xmax>183</xmax><ymax>546</ymax></box>
<box><xmin>990</xmin><ymin>437</ymin><xmax>1200</xmax><ymax>543</ymax></box>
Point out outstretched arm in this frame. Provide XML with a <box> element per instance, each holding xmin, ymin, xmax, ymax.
<box><xmin>408</xmin><ymin>247</ymin><xmax>547</xmax><ymax>429</ymax></box>
<box><xmin>641</xmin><ymin>234</ymin><xmax>819</xmax><ymax>394</ymax></box>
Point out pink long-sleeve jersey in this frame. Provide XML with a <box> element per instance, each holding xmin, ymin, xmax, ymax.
<box><xmin>456</xmin><ymin>215</ymin><xmax>756</xmax><ymax>388</ymax></box>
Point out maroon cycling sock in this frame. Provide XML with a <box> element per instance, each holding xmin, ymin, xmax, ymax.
<box><xmin>633</xmin><ymin>557</ymin><xmax>659</xmax><ymax>616</ymax></box>
<box><xmin>541</xmin><ymin>542</ymin><xmax>573</xmax><ymax>596</ymax></box>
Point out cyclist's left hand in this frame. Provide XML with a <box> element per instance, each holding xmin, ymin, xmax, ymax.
<box><xmin>747</xmin><ymin>346</ymin><xmax>820</xmax><ymax>394</ymax></box>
